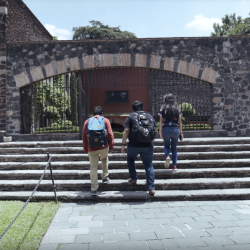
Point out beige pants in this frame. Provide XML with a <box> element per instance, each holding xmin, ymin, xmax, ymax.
<box><xmin>88</xmin><ymin>147</ymin><xmax>109</xmax><ymax>191</ymax></box>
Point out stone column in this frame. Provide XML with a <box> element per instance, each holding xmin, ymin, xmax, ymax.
<box><xmin>0</xmin><ymin>0</ymin><xmax>7</xmax><ymax>141</ymax></box>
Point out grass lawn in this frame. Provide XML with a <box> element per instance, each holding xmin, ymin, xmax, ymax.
<box><xmin>0</xmin><ymin>201</ymin><xmax>60</xmax><ymax>250</ymax></box>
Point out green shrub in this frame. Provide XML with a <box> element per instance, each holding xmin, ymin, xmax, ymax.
<box><xmin>113</xmin><ymin>131</ymin><xmax>123</xmax><ymax>138</ymax></box>
<box><xmin>183</xmin><ymin>124</ymin><xmax>211</xmax><ymax>130</ymax></box>
<box><xmin>179</xmin><ymin>103</ymin><xmax>196</xmax><ymax>118</ymax></box>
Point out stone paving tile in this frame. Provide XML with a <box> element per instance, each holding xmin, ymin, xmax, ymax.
<box><xmin>114</xmin><ymin>225</ymin><xmax>139</xmax><ymax>233</ymax></box>
<box><xmin>118</xmin><ymin>241</ymin><xmax>149</xmax><ymax>250</ymax></box>
<box><xmin>121</xmin><ymin>209</ymin><xmax>143</xmax><ymax>215</ymax></box>
<box><xmin>210</xmin><ymin>220</ymin><xmax>237</xmax><ymax>228</ymax></box>
<box><xmin>126</xmin><ymin>219</ymin><xmax>150</xmax><ymax>227</ymax></box>
<box><xmin>68</xmin><ymin>216</ymin><xmax>93</xmax><ymax>222</ymax></box>
<box><xmin>79</xmin><ymin>211</ymin><xmax>102</xmax><ymax>216</ymax></box>
<box><xmin>212</xmin><ymin>214</ymin><xmax>239</xmax><ymax>221</ymax></box>
<box><xmin>75</xmin><ymin>234</ymin><xmax>103</xmax><ymax>243</ymax></box>
<box><xmin>39</xmin><ymin>244</ymin><xmax>58</xmax><ymax>250</ymax></box>
<box><xmin>218</xmin><ymin>205</ymin><xmax>240</xmax><ymax>210</ymax></box>
<box><xmin>52</xmin><ymin>215</ymin><xmax>69</xmax><ymax>223</ymax></box>
<box><xmin>205</xmin><ymin>228</ymin><xmax>235</xmax><ymax>236</ymax></box>
<box><xmin>216</xmin><ymin>209</ymin><xmax>241</xmax><ymax>215</ymax></box>
<box><xmin>175</xmin><ymin>211</ymin><xmax>200</xmax><ymax>217</ymax></box>
<box><xmin>136</xmin><ymin>213</ymin><xmax>158</xmax><ymax>219</ymax></box>
<box><xmin>176</xmin><ymin>221</ymin><xmax>214</xmax><ymax>229</ymax></box>
<box><xmin>160</xmin><ymin>207</ymin><xmax>183</xmax><ymax>213</ymax></box>
<box><xmin>199</xmin><ymin>205</ymin><xmax>221</xmax><ymax>211</ymax></box>
<box><xmin>104</xmin><ymin>220</ymin><xmax>127</xmax><ymax>227</ymax></box>
<box><xmin>233</xmin><ymin>220</ymin><xmax>250</xmax><ymax>227</ymax></box>
<box><xmin>201</xmin><ymin>236</ymin><xmax>236</xmax><ymax>247</ymax></box>
<box><xmin>114</xmin><ymin>214</ymin><xmax>136</xmax><ymax>220</ymax></box>
<box><xmin>228</xmin><ymin>235</ymin><xmax>250</xmax><ymax>244</ymax></box>
<box><xmin>147</xmin><ymin>202</ymin><xmax>162</xmax><ymax>208</ymax></box>
<box><xmin>130</xmin><ymin>231</ymin><xmax>157</xmax><ymax>241</ymax></box>
<box><xmin>230</xmin><ymin>226</ymin><xmax>250</xmax><ymax>235</ymax></box>
<box><xmin>102</xmin><ymin>210</ymin><xmax>123</xmax><ymax>216</ymax></box>
<box><xmin>193</xmin><ymin>215</ymin><xmax>218</xmax><ymax>222</ymax></box>
<box><xmin>138</xmin><ymin>224</ymin><xmax>163</xmax><ymax>232</ymax></box>
<box><xmin>46</xmin><ymin>228</ymin><xmax>89</xmax><ymax>236</ymax></box>
<box><xmin>72</xmin><ymin>206</ymin><xmax>93</xmax><ymax>212</ymax></box>
<box><xmin>167</xmin><ymin>202</ymin><xmax>187</xmax><ymax>207</ymax></box>
<box><xmin>196</xmin><ymin>210</ymin><xmax>219</xmax><ymax>216</ymax></box>
<box><xmin>77</xmin><ymin>221</ymin><xmax>103</xmax><ymax>228</ymax></box>
<box><xmin>220</xmin><ymin>244</ymin><xmax>250</xmax><ymax>250</ymax></box>
<box><xmin>148</xmin><ymin>218</ymin><xmax>172</xmax><ymax>225</ymax></box>
<box><xmin>147</xmin><ymin>239</ymin><xmax>164</xmax><ymax>250</ymax></box>
<box><xmin>234</xmin><ymin>214</ymin><xmax>250</xmax><ymax>220</ymax></box>
<box><xmin>183</xmin><ymin>201</ymin><xmax>207</xmax><ymax>206</ymax></box>
<box><xmin>49</xmin><ymin>221</ymin><xmax>78</xmax><ymax>229</ymax></box>
<box><xmin>89</xmin><ymin>242</ymin><xmax>118</xmax><ymax>250</ymax></box>
<box><xmin>103</xmin><ymin>233</ymin><xmax>130</xmax><ymax>242</ymax></box>
<box><xmin>142</xmin><ymin>208</ymin><xmax>163</xmax><ymax>214</ymax></box>
<box><xmin>59</xmin><ymin>243</ymin><xmax>88</xmax><ymax>250</ymax></box>
<box><xmin>155</xmin><ymin>228</ymin><xmax>185</xmax><ymax>239</ymax></box>
<box><xmin>175</xmin><ymin>237</ymin><xmax>208</xmax><ymax>248</ymax></box>
<box><xmin>161</xmin><ymin>239</ymin><xmax>179</xmax><ymax>249</ymax></box>
<box><xmin>110</xmin><ymin>205</ymin><xmax>131</xmax><ymax>210</ymax></box>
<box><xmin>92</xmin><ymin>215</ymin><xmax>114</xmax><ymax>221</ymax></box>
<box><xmin>130</xmin><ymin>204</ymin><xmax>150</xmax><ymax>209</ymax></box>
<box><xmin>41</xmin><ymin>235</ymin><xmax>75</xmax><ymax>244</ymax></box>
<box><xmin>180</xmin><ymin>206</ymin><xmax>204</xmax><ymax>212</ymax></box>
<box><xmin>156</xmin><ymin>212</ymin><xmax>178</xmax><ymax>218</ymax></box>
<box><xmin>170</xmin><ymin>216</ymin><xmax>196</xmax><ymax>224</ymax></box>
<box><xmin>92</xmin><ymin>206</ymin><xmax>112</xmax><ymax>211</ymax></box>
<box><xmin>88</xmin><ymin>227</ymin><xmax>114</xmax><ymax>234</ymax></box>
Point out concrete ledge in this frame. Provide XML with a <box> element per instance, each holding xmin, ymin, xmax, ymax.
<box><xmin>183</xmin><ymin>130</ymin><xmax>227</xmax><ymax>138</ymax></box>
<box><xmin>6</xmin><ymin>133</ymin><xmax>80</xmax><ymax>142</ymax></box>
<box><xmin>0</xmin><ymin>7</ymin><xmax>7</xmax><ymax>14</ymax></box>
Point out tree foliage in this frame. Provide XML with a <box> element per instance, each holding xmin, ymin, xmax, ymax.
<box><xmin>73</xmin><ymin>20</ymin><xmax>137</xmax><ymax>40</ymax></box>
<box><xmin>211</xmin><ymin>13</ymin><xmax>250</xmax><ymax>36</ymax></box>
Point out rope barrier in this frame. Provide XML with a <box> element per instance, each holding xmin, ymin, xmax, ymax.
<box><xmin>0</xmin><ymin>155</ymin><xmax>55</xmax><ymax>241</ymax></box>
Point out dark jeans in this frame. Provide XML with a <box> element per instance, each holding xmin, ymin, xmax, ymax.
<box><xmin>127</xmin><ymin>145</ymin><xmax>155</xmax><ymax>190</ymax></box>
<box><xmin>163</xmin><ymin>126</ymin><xmax>180</xmax><ymax>166</ymax></box>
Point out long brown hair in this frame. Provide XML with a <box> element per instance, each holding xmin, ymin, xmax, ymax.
<box><xmin>161</xmin><ymin>94</ymin><xmax>179</xmax><ymax>121</ymax></box>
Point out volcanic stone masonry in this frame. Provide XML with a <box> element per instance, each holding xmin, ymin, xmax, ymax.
<box><xmin>5</xmin><ymin>36</ymin><xmax>250</xmax><ymax>137</ymax></box>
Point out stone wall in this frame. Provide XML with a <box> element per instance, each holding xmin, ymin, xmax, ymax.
<box><xmin>5</xmin><ymin>36</ymin><xmax>250</xmax><ymax>136</ymax></box>
<box><xmin>6</xmin><ymin>0</ymin><xmax>52</xmax><ymax>42</ymax></box>
<box><xmin>0</xmin><ymin>0</ymin><xmax>7</xmax><ymax>133</ymax></box>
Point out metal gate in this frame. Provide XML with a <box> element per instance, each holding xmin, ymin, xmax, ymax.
<box><xmin>20</xmin><ymin>73</ymin><xmax>84</xmax><ymax>134</ymax></box>
<box><xmin>149</xmin><ymin>69</ymin><xmax>212</xmax><ymax>130</ymax></box>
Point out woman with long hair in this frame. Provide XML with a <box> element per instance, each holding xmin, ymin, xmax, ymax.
<box><xmin>159</xmin><ymin>93</ymin><xmax>183</xmax><ymax>171</ymax></box>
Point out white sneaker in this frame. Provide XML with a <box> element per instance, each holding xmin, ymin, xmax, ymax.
<box><xmin>164</xmin><ymin>157</ymin><xmax>171</xmax><ymax>168</ymax></box>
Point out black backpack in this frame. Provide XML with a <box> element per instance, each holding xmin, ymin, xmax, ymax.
<box><xmin>131</xmin><ymin>111</ymin><xmax>156</xmax><ymax>142</ymax></box>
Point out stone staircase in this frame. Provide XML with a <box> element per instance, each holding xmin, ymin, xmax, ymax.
<box><xmin>1</xmin><ymin>138</ymin><xmax>250</xmax><ymax>202</ymax></box>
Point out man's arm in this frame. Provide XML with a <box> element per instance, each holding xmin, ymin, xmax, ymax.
<box><xmin>82</xmin><ymin>120</ymin><xmax>89</xmax><ymax>154</ymax></box>
<box><xmin>121</xmin><ymin>127</ymin><xmax>130</xmax><ymax>154</ymax></box>
<box><xmin>104</xmin><ymin>118</ymin><xmax>114</xmax><ymax>153</ymax></box>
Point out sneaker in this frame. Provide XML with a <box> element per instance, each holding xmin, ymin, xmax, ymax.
<box><xmin>90</xmin><ymin>191</ymin><xmax>97</xmax><ymax>196</ymax></box>
<box><xmin>149</xmin><ymin>189</ymin><xmax>155</xmax><ymax>195</ymax></box>
<box><xmin>164</xmin><ymin>156</ymin><xmax>171</xmax><ymax>169</ymax></box>
<box><xmin>102</xmin><ymin>177</ymin><xmax>110</xmax><ymax>184</ymax></box>
<box><xmin>172</xmin><ymin>166</ymin><xmax>177</xmax><ymax>171</ymax></box>
<box><xmin>128</xmin><ymin>178</ymin><xmax>137</xmax><ymax>185</ymax></box>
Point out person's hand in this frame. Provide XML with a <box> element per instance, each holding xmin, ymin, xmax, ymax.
<box><xmin>121</xmin><ymin>145</ymin><xmax>126</xmax><ymax>154</ymax></box>
<box><xmin>109</xmin><ymin>149</ymin><xmax>113</xmax><ymax>154</ymax></box>
<box><xmin>160</xmin><ymin>132</ymin><xmax>163</xmax><ymax>140</ymax></box>
<box><xmin>179</xmin><ymin>134</ymin><xmax>184</xmax><ymax>141</ymax></box>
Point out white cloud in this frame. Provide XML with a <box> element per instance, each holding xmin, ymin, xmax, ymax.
<box><xmin>186</xmin><ymin>14</ymin><xmax>222</xmax><ymax>32</ymax></box>
<box><xmin>44</xmin><ymin>24</ymin><xmax>71</xmax><ymax>40</ymax></box>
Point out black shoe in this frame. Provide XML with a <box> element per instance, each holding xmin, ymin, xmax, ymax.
<box><xmin>102</xmin><ymin>177</ymin><xmax>110</xmax><ymax>184</ymax></box>
<box><xmin>90</xmin><ymin>191</ymin><xmax>97</xmax><ymax>196</ymax></box>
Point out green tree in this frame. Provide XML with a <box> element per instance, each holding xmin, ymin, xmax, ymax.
<box><xmin>73</xmin><ymin>20</ymin><xmax>137</xmax><ymax>40</ymax></box>
<box><xmin>70</xmin><ymin>73</ymin><xmax>78</xmax><ymax>126</ymax></box>
<box><xmin>211</xmin><ymin>13</ymin><xmax>250</xmax><ymax>36</ymax></box>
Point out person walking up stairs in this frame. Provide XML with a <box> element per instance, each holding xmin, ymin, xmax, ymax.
<box><xmin>121</xmin><ymin>100</ymin><xmax>157</xmax><ymax>195</ymax></box>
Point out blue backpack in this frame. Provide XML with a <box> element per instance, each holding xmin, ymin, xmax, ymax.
<box><xmin>87</xmin><ymin>116</ymin><xmax>108</xmax><ymax>147</ymax></box>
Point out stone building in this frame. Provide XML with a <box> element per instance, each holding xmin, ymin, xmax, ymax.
<box><xmin>1</xmin><ymin>0</ymin><xmax>250</xmax><ymax>142</ymax></box>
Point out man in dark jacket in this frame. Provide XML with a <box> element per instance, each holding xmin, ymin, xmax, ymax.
<box><xmin>121</xmin><ymin>101</ymin><xmax>156</xmax><ymax>195</ymax></box>
<box><xmin>82</xmin><ymin>106</ymin><xmax>114</xmax><ymax>196</ymax></box>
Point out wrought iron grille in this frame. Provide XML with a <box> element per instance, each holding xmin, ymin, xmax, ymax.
<box><xmin>149</xmin><ymin>70</ymin><xmax>212</xmax><ymax>130</ymax></box>
<box><xmin>20</xmin><ymin>74</ymin><xmax>79</xmax><ymax>134</ymax></box>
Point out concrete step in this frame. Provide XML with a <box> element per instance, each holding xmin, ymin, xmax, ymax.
<box><xmin>1</xmin><ymin>159</ymin><xmax>250</xmax><ymax>170</ymax></box>
<box><xmin>1</xmin><ymin>151</ymin><xmax>250</xmax><ymax>162</ymax></box>
<box><xmin>1</xmin><ymin>138</ymin><xmax>250</xmax><ymax>148</ymax></box>
<box><xmin>1</xmin><ymin>189</ymin><xmax>250</xmax><ymax>201</ymax></box>
<box><xmin>1</xmin><ymin>168</ymin><xmax>250</xmax><ymax>180</ymax></box>
<box><xmin>1</xmin><ymin>144</ymin><xmax>250</xmax><ymax>155</ymax></box>
<box><xmin>1</xmin><ymin>178</ymin><xmax>250</xmax><ymax>191</ymax></box>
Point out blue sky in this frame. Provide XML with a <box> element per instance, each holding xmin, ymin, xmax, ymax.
<box><xmin>23</xmin><ymin>0</ymin><xmax>250</xmax><ymax>40</ymax></box>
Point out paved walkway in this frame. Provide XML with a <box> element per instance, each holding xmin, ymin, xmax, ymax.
<box><xmin>39</xmin><ymin>200</ymin><xmax>250</xmax><ymax>250</ymax></box>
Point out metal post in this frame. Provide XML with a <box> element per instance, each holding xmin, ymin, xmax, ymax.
<box><xmin>47</xmin><ymin>153</ymin><xmax>58</xmax><ymax>203</ymax></box>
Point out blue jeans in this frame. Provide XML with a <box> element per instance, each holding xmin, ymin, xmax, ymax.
<box><xmin>127</xmin><ymin>145</ymin><xmax>155</xmax><ymax>190</ymax></box>
<box><xmin>163</xmin><ymin>127</ymin><xmax>180</xmax><ymax>166</ymax></box>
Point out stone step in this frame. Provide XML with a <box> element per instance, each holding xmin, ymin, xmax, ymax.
<box><xmin>0</xmin><ymin>151</ymin><xmax>250</xmax><ymax>162</ymax></box>
<box><xmin>1</xmin><ymin>178</ymin><xmax>250</xmax><ymax>191</ymax></box>
<box><xmin>1</xmin><ymin>189</ymin><xmax>250</xmax><ymax>201</ymax></box>
<box><xmin>1</xmin><ymin>159</ymin><xmax>250</xmax><ymax>170</ymax></box>
<box><xmin>1</xmin><ymin>138</ymin><xmax>250</xmax><ymax>148</ymax></box>
<box><xmin>1</xmin><ymin>144</ymin><xmax>250</xmax><ymax>155</ymax></box>
<box><xmin>1</xmin><ymin>168</ymin><xmax>250</xmax><ymax>180</ymax></box>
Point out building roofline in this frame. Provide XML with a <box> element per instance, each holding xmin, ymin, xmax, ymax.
<box><xmin>15</xmin><ymin>0</ymin><xmax>53</xmax><ymax>40</ymax></box>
